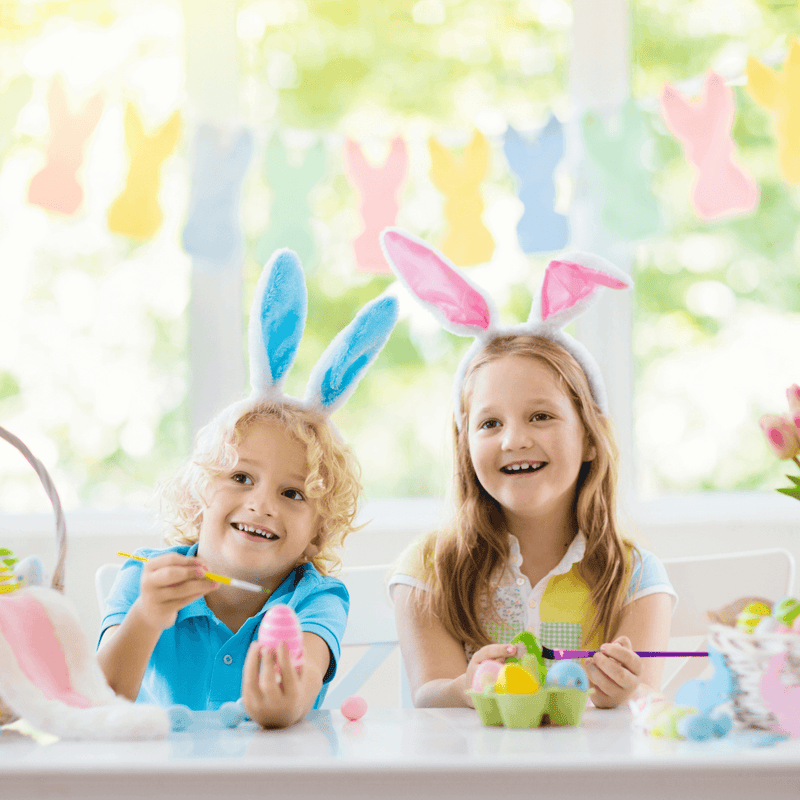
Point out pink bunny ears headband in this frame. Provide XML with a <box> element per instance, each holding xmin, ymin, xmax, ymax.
<box><xmin>379</xmin><ymin>228</ymin><xmax>632</xmax><ymax>430</ymax></box>
<box><xmin>248</xmin><ymin>248</ymin><xmax>398</xmax><ymax>414</ymax></box>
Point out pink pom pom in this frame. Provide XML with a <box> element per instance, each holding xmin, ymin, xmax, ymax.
<box><xmin>340</xmin><ymin>695</ymin><xmax>367</xmax><ymax>721</ymax></box>
<box><xmin>257</xmin><ymin>604</ymin><xmax>304</xmax><ymax>669</ymax></box>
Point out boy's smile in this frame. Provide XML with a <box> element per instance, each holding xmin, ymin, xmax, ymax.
<box><xmin>197</xmin><ymin>419</ymin><xmax>321</xmax><ymax>594</ymax></box>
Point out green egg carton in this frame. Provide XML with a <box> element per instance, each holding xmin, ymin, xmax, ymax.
<box><xmin>467</xmin><ymin>686</ymin><xmax>589</xmax><ymax>729</ymax></box>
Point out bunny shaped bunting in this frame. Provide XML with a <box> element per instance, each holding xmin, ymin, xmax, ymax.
<box><xmin>248</xmin><ymin>248</ymin><xmax>398</xmax><ymax>415</ymax></box>
<box><xmin>380</xmin><ymin>228</ymin><xmax>631</xmax><ymax>428</ymax></box>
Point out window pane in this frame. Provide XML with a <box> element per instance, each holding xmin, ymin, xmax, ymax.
<box><xmin>0</xmin><ymin>1</ymin><xmax>189</xmax><ymax>512</ymax></box>
<box><xmin>237</xmin><ymin>0</ymin><xmax>571</xmax><ymax>498</ymax></box>
<box><xmin>632</xmin><ymin>0</ymin><xmax>800</xmax><ymax>497</ymax></box>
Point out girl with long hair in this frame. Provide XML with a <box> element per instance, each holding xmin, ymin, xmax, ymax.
<box><xmin>382</xmin><ymin>229</ymin><xmax>676</xmax><ymax>709</ymax></box>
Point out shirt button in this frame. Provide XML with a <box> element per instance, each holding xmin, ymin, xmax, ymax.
<box><xmin>516</xmin><ymin>578</ymin><xmax>525</xmax><ymax>586</ymax></box>
<box><xmin>223</xmin><ymin>654</ymin><xmax>233</xmax><ymax>665</ymax></box>
<box><xmin>529</xmin><ymin>598</ymin><xmax>535</xmax><ymax>608</ymax></box>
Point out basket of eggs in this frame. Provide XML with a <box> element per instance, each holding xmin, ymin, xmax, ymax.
<box><xmin>466</xmin><ymin>632</ymin><xmax>592</xmax><ymax>729</ymax></box>
<box><xmin>707</xmin><ymin>596</ymin><xmax>800</xmax><ymax>733</ymax></box>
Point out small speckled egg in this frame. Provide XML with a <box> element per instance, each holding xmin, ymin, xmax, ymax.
<box><xmin>545</xmin><ymin>661</ymin><xmax>589</xmax><ymax>691</ymax></box>
<box><xmin>735</xmin><ymin>601</ymin><xmax>772</xmax><ymax>633</ymax></box>
<box><xmin>341</xmin><ymin>695</ymin><xmax>367</xmax><ymax>721</ymax></box>
<box><xmin>773</xmin><ymin>597</ymin><xmax>800</xmax><ymax>627</ymax></box>
<box><xmin>494</xmin><ymin>663</ymin><xmax>540</xmax><ymax>695</ymax></box>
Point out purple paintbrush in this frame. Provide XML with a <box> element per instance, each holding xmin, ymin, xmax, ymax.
<box><xmin>542</xmin><ymin>646</ymin><xmax>708</xmax><ymax>660</ymax></box>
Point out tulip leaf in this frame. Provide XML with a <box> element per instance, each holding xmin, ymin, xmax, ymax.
<box><xmin>777</xmin><ymin>486</ymin><xmax>800</xmax><ymax>500</ymax></box>
<box><xmin>784</xmin><ymin>474</ymin><xmax>800</xmax><ymax>487</ymax></box>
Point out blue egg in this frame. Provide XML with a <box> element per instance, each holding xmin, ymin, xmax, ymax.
<box><xmin>545</xmin><ymin>661</ymin><xmax>589</xmax><ymax>690</ymax></box>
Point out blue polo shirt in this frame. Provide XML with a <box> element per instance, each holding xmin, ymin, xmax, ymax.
<box><xmin>98</xmin><ymin>544</ymin><xmax>349</xmax><ymax>711</ymax></box>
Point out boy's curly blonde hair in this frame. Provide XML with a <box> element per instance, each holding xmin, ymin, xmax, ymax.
<box><xmin>158</xmin><ymin>397</ymin><xmax>362</xmax><ymax>575</ymax></box>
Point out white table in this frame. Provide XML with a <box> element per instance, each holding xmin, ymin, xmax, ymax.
<box><xmin>3</xmin><ymin>707</ymin><xmax>799</xmax><ymax>800</ymax></box>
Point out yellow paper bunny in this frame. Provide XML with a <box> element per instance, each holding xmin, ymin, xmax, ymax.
<box><xmin>428</xmin><ymin>130</ymin><xmax>495</xmax><ymax>266</ymax></box>
<box><xmin>747</xmin><ymin>40</ymin><xmax>800</xmax><ymax>183</ymax></box>
<box><xmin>108</xmin><ymin>105</ymin><xmax>181</xmax><ymax>239</ymax></box>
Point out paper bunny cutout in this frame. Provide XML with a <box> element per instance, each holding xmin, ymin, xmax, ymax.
<box><xmin>182</xmin><ymin>124</ymin><xmax>254</xmax><ymax>265</ymax></box>
<box><xmin>503</xmin><ymin>118</ymin><xmax>569</xmax><ymax>253</ymax></box>
<box><xmin>582</xmin><ymin>100</ymin><xmax>661</xmax><ymax>240</ymax></box>
<box><xmin>248</xmin><ymin>248</ymin><xmax>398</xmax><ymax>415</ymax></box>
<box><xmin>428</xmin><ymin>130</ymin><xmax>495</xmax><ymax>266</ymax></box>
<box><xmin>344</xmin><ymin>136</ymin><xmax>408</xmax><ymax>273</ymax></box>
<box><xmin>255</xmin><ymin>138</ymin><xmax>325</xmax><ymax>268</ymax></box>
<box><xmin>380</xmin><ymin>228</ymin><xmax>631</xmax><ymax>427</ymax></box>
<box><xmin>747</xmin><ymin>41</ymin><xmax>800</xmax><ymax>184</ymax></box>
<box><xmin>28</xmin><ymin>77</ymin><xmax>103</xmax><ymax>215</ymax></box>
<box><xmin>661</xmin><ymin>71</ymin><xmax>759</xmax><ymax>220</ymax></box>
<box><xmin>108</xmin><ymin>105</ymin><xmax>181</xmax><ymax>240</ymax></box>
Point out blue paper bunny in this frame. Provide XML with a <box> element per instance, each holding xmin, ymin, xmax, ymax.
<box><xmin>503</xmin><ymin>117</ymin><xmax>570</xmax><ymax>254</ymax></box>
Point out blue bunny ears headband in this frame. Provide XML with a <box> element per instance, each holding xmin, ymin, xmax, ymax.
<box><xmin>247</xmin><ymin>248</ymin><xmax>398</xmax><ymax>414</ymax></box>
<box><xmin>379</xmin><ymin>228</ymin><xmax>632</xmax><ymax>430</ymax></box>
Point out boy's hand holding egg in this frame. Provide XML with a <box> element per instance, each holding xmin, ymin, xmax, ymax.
<box><xmin>242</xmin><ymin>604</ymin><xmax>308</xmax><ymax>728</ymax></box>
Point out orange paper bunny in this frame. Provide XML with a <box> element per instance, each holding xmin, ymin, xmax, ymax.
<box><xmin>28</xmin><ymin>78</ymin><xmax>103</xmax><ymax>215</ymax></box>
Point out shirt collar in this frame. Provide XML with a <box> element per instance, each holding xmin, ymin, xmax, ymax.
<box><xmin>175</xmin><ymin>548</ymin><xmax>306</xmax><ymax>624</ymax></box>
<box><xmin>507</xmin><ymin>530</ymin><xmax>586</xmax><ymax>578</ymax></box>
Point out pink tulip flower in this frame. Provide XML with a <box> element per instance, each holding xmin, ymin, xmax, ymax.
<box><xmin>760</xmin><ymin>413</ymin><xmax>800</xmax><ymax>460</ymax></box>
<box><xmin>788</xmin><ymin>384</ymin><xmax>800</xmax><ymax>413</ymax></box>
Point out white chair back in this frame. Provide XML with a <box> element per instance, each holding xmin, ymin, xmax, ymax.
<box><xmin>95</xmin><ymin>562</ymin><xmax>121</xmax><ymax>615</ymax></box>
<box><xmin>661</xmin><ymin>547</ymin><xmax>795</xmax><ymax>696</ymax></box>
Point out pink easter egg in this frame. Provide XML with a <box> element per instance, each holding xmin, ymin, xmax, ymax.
<box><xmin>258</xmin><ymin>604</ymin><xmax>304</xmax><ymax>669</ymax></box>
<box><xmin>341</xmin><ymin>695</ymin><xmax>367</xmax><ymax>721</ymax></box>
<box><xmin>471</xmin><ymin>659</ymin><xmax>503</xmax><ymax>692</ymax></box>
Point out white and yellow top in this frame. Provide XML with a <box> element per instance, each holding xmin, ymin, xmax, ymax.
<box><xmin>388</xmin><ymin>532</ymin><xmax>678</xmax><ymax>662</ymax></box>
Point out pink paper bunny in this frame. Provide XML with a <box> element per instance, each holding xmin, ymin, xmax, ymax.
<box><xmin>661</xmin><ymin>70</ymin><xmax>759</xmax><ymax>220</ymax></box>
<box><xmin>257</xmin><ymin>604</ymin><xmax>304</xmax><ymax>671</ymax></box>
<box><xmin>344</xmin><ymin>137</ymin><xmax>408</xmax><ymax>274</ymax></box>
<box><xmin>28</xmin><ymin>77</ymin><xmax>103</xmax><ymax>215</ymax></box>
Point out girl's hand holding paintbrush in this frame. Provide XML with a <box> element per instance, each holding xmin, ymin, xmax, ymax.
<box><xmin>585</xmin><ymin>636</ymin><xmax>643</xmax><ymax>709</ymax></box>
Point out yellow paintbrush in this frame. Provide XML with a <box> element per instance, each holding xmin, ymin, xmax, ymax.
<box><xmin>116</xmin><ymin>551</ymin><xmax>271</xmax><ymax>594</ymax></box>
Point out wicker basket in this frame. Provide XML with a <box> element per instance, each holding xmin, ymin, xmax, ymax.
<box><xmin>0</xmin><ymin>425</ymin><xmax>68</xmax><ymax>725</ymax></box>
<box><xmin>709</xmin><ymin>623</ymin><xmax>800</xmax><ymax>731</ymax></box>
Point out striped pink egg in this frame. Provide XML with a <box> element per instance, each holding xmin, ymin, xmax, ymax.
<box><xmin>257</xmin><ymin>604</ymin><xmax>304</xmax><ymax>669</ymax></box>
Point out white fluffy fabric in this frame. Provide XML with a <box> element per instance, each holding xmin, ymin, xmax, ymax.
<box><xmin>0</xmin><ymin>587</ymin><xmax>169</xmax><ymax>740</ymax></box>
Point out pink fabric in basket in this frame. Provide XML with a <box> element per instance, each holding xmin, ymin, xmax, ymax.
<box><xmin>0</xmin><ymin>592</ymin><xmax>91</xmax><ymax>708</ymax></box>
<box><xmin>759</xmin><ymin>652</ymin><xmax>800</xmax><ymax>737</ymax></box>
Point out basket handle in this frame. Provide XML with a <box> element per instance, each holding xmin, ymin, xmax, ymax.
<box><xmin>0</xmin><ymin>426</ymin><xmax>67</xmax><ymax>592</ymax></box>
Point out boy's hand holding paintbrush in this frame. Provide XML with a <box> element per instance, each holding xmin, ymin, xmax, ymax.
<box><xmin>132</xmin><ymin>552</ymin><xmax>219</xmax><ymax>633</ymax></box>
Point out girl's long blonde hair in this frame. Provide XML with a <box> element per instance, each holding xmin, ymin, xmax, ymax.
<box><xmin>417</xmin><ymin>335</ymin><xmax>640</xmax><ymax>651</ymax></box>
<box><xmin>158</xmin><ymin>397</ymin><xmax>362</xmax><ymax>575</ymax></box>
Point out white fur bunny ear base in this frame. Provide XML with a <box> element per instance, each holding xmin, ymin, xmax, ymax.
<box><xmin>380</xmin><ymin>227</ymin><xmax>632</xmax><ymax>428</ymax></box>
<box><xmin>248</xmin><ymin>248</ymin><xmax>399</xmax><ymax>414</ymax></box>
